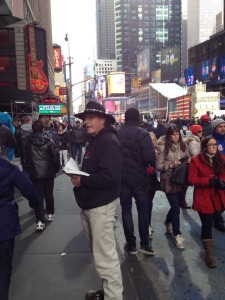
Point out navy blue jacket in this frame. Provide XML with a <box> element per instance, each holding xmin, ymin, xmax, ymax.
<box><xmin>118</xmin><ymin>121</ymin><xmax>155</xmax><ymax>187</ymax></box>
<box><xmin>74</xmin><ymin>126</ymin><xmax>123</xmax><ymax>209</ymax></box>
<box><xmin>0</xmin><ymin>158</ymin><xmax>39</xmax><ymax>241</ymax></box>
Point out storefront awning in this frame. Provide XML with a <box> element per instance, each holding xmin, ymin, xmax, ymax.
<box><xmin>149</xmin><ymin>83</ymin><xmax>187</xmax><ymax>99</ymax></box>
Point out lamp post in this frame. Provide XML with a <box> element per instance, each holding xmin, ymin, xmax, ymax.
<box><xmin>64</xmin><ymin>33</ymin><xmax>73</xmax><ymax>122</ymax></box>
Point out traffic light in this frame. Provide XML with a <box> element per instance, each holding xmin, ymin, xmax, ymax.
<box><xmin>138</xmin><ymin>79</ymin><xmax>142</xmax><ymax>88</ymax></box>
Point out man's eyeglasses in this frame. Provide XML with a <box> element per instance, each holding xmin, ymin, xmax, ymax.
<box><xmin>197</xmin><ymin>130</ymin><xmax>203</xmax><ymax>133</ymax></box>
<box><xmin>206</xmin><ymin>143</ymin><xmax>218</xmax><ymax>147</ymax></box>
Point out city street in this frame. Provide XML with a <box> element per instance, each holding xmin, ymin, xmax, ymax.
<box><xmin>10</xmin><ymin>171</ymin><xmax>225</xmax><ymax>300</ymax></box>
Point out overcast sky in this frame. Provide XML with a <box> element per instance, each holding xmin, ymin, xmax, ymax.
<box><xmin>51</xmin><ymin>0</ymin><xmax>97</xmax><ymax>108</ymax></box>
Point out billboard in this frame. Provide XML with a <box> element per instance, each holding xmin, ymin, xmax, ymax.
<box><xmin>107</xmin><ymin>72</ymin><xmax>125</xmax><ymax>95</ymax></box>
<box><xmin>53</xmin><ymin>45</ymin><xmax>62</xmax><ymax>72</ymax></box>
<box><xmin>137</xmin><ymin>46</ymin><xmax>150</xmax><ymax>81</ymax></box>
<box><xmin>24</xmin><ymin>25</ymin><xmax>49</xmax><ymax>94</ymax></box>
<box><xmin>161</xmin><ymin>46</ymin><xmax>181</xmax><ymax>83</ymax></box>
<box><xmin>184</xmin><ymin>67</ymin><xmax>194</xmax><ymax>86</ymax></box>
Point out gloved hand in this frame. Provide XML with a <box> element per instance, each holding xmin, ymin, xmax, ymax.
<box><xmin>209</xmin><ymin>178</ymin><xmax>220</xmax><ymax>188</ymax></box>
<box><xmin>217</xmin><ymin>178</ymin><xmax>225</xmax><ymax>190</ymax></box>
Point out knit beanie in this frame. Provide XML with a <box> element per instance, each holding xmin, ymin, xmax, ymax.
<box><xmin>200</xmin><ymin>114</ymin><xmax>210</xmax><ymax>123</ymax></box>
<box><xmin>125</xmin><ymin>108</ymin><xmax>140</xmax><ymax>123</ymax></box>
<box><xmin>212</xmin><ymin>118</ymin><xmax>225</xmax><ymax>129</ymax></box>
<box><xmin>190</xmin><ymin>125</ymin><xmax>203</xmax><ymax>135</ymax></box>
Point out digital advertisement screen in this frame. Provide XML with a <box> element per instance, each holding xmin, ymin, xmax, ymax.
<box><xmin>184</xmin><ymin>67</ymin><xmax>194</xmax><ymax>86</ymax></box>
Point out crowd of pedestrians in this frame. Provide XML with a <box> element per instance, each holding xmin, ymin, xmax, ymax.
<box><xmin>1</xmin><ymin>106</ymin><xmax>225</xmax><ymax>300</ymax></box>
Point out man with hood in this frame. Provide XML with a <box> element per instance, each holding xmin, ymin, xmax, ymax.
<box><xmin>71</xmin><ymin>101</ymin><xmax>123</xmax><ymax>300</ymax></box>
<box><xmin>0</xmin><ymin>157</ymin><xmax>39</xmax><ymax>299</ymax></box>
<box><xmin>15</xmin><ymin>116</ymin><xmax>33</xmax><ymax>173</ymax></box>
<box><xmin>211</xmin><ymin>118</ymin><xmax>225</xmax><ymax>232</ymax></box>
<box><xmin>24</xmin><ymin>120</ymin><xmax>60</xmax><ymax>231</ymax></box>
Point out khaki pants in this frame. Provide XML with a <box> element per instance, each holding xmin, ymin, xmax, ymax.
<box><xmin>81</xmin><ymin>199</ymin><xmax>123</xmax><ymax>300</ymax></box>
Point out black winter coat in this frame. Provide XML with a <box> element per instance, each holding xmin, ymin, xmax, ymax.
<box><xmin>43</xmin><ymin>126</ymin><xmax>60</xmax><ymax>149</ymax></box>
<box><xmin>117</xmin><ymin>121</ymin><xmax>156</xmax><ymax>187</ymax></box>
<box><xmin>58</xmin><ymin>129</ymin><xmax>69</xmax><ymax>150</ymax></box>
<box><xmin>24</xmin><ymin>133</ymin><xmax>60</xmax><ymax>179</ymax></box>
<box><xmin>14</xmin><ymin>123</ymin><xmax>32</xmax><ymax>166</ymax></box>
<box><xmin>74</xmin><ymin>126</ymin><xmax>123</xmax><ymax>209</ymax></box>
<box><xmin>0</xmin><ymin>157</ymin><xmax>39</xmax><ymax>241</ymax></box>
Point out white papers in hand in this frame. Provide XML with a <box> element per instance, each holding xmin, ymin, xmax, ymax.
<box><xmin>63</xmin><ymin>158</ymin><xmax>89</xmax><ymax>176</ymax></box>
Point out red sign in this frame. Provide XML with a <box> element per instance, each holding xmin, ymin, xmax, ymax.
<box><xmin>24</xmin><ymin>25</ymin><xmax>49</xmax><ymax>94</ymax></box>
<box><xmin>43</xmin><ymin>98</ymin><xmax>59</xmax><ymax>104</ymax></box>
<box><xmin>53</xmin><ymin>46</ymin><xmax>62</xmax><ymax>72</ymax></box>
<box><xmin>59</xmin><ymin>87</ymin><xmax>67</xmax><ymax>95</ymax></box>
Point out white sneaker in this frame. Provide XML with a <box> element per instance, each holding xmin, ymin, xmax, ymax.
<box><xmin>173</xmin><ymin>234</ymin><xmax>185</xmax><ymax>249</ymax></box>
<box><xmin>36</xmin><ymin>221</ymin><xmax>45</xmax><ymax>231</ymax></box>
<box><xmin>164</xmin><ymin>221</ymin><xmax>173</xmax><ymax>234</ymax></box>
<box><xmin>47</xmin><ymin>214</ymin><xmax>54</xmax><ymax>222</ymax></box>
<box><xmin>149</xmin><ymin>226</ymin><xmax>154</xmax><ymax>239</ymax></box>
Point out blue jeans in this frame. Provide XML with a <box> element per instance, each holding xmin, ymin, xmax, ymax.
<box><xmin>72</xmin><ymin>143</ymin><xmax>83</xmax><ymax>164</ymax></box>
<box><xmin>165</xmin><ymin>193</ymin><xmax>182</xmax><ymax>236</ymax></box>
<box><xmin>0</xmin><ymin>238</ymin><xmax>15</xmax><ymax>300</ymax></box>
<box><xmin>120</xmin><ymin>185</ymin><xmax>149</xmax><ymax>248</ymax></box>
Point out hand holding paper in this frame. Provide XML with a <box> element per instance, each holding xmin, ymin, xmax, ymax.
<box><xmin>63</xmin><ymin>158</ymin><xmax>90</xmax><ymax>177</ymax></box>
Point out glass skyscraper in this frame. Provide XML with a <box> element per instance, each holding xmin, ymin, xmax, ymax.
<box><xmin>114</xmin><ymin>0</ymin><xmax>182</xmax><ymax>94</ymax></box>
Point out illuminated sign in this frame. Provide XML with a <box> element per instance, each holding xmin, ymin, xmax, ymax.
<box><xmin>53</xmin><ymin>46</ymin><xmax>62</xmax><ymax>72</ymax></box>
<box><xmin>24</xmin><ymin>25</ymin><xmax>49</xmax><ymax>94</ymax></box>
<box><xmin>38</xmin><ymin>104</ymin><xmax>64</xmax><ymax>114</ymax></box>
<box><xmin>107</xmin><ymin>72</ymin><xmax>125</xmax><ymax>95</ymax></box>
<box><xmin>59</xmin><ymin>87</ymin><xmax>67</xmax><ymax>95</ymax></box>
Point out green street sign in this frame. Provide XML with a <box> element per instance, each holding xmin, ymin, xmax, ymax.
<box><xmin>38</xmin><ymin>104</ymin><xmax>64</xmax><ymax>115</ymax></box>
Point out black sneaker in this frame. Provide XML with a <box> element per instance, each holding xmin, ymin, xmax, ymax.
<box><xmin>85</xmin><ymin>289</ymin><xmax>104</xmax><ymax>300</ymax></box>
<box><xmin>139</xmin><ymin>246</ymin><xmax>155</xmax><ymax>256</ymax></box>
<box><xmin>124</xmin><ymin>243</ymin><xmax>137</xmax><ymax>255</ymax></box>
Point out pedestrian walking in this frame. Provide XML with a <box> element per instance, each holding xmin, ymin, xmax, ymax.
<box><xmin>118</xmin><ymin>108</ymin><xmax>155</xmax><ymax>255</ymax></box>
<box><xmin>147</xmin><ymin>132</ymin><xmax>160</xmax><ymax>239</ymax></box>
<box><xmin>71</xmin><ymin>120</ymin><xmax>87</xmax><ymax>165</ymax></box>
<box><xmin>72</xmin><ymin>101</ymin><xmax>123</xmax><ymax>300</ymax></box>
<box><xmin>188</xmin><ymin>136</ymin><xmax>225</xmax><ymax>268</ymax></box>
<box><xmin>200</xmin><ymin>114</ymin><xmax>213</xmax><ymax>137</ymax></box>
<box><xmin>24</xmin><ymin>120</ymin><xmax>60</xmax><ymax>230</ymax></box>
<box><xmin>180</xmin><ymin>124</ymin><xmax>204</xmax><ymax>209</ymax></box>
<box><xmin>0</xmin><ymin>157</ymin><xmax>39</xmax><ymax>300</ymax></box>
<box><xmin>0</xmin><ymin>112</ymin><xmax>15</xmax><ymax>161</ymax></box>
<box><xmin>58</xmin><ymin>123</ymin><xmax>69</xmax><ymax>168</ymax></box>
<box><xmin>39</xmin><ymin>116</ymin><xmax>60</xmax><ymax>149</ymax></box>
<box><xmin>14</xmin><ymin>116</ymin><xmax>32</xmax><ymax>174</ymax></box>
<box><xmin>211</xmin><ymin>118</ymin><xmax>225</xmax><ymax>232</ymax></box>
<box><xmin>156</xmin><ymin>125</ymin><xmax>189</xmax><ymax>249</ymax></box>
<box><xmin>0</xmin><ymin>121</ymin><xmax>15</xmax><ymax>159</ymax></box>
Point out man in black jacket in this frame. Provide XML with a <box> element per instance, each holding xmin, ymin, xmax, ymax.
<box><xmin>71</xmin><ymin>120</ymin><xmax>86</xmax><ymax>164</ymax></box>
<box><xmin>72</xmin><ymin>101</ymin><xmax>123</xmax><ymax>300</ymax></box>
<box><xmin>118</xmin><ymin>108</ymin><xmax>156</xmax><ymax>256</ymax></box>
<box><xmin>24</xmin><ymin>121</ymin><xmax>60</xmax><ymax>231</ymax></box>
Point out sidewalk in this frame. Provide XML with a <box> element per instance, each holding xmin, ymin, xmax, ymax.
<box><xmin>10</xmin><ymin>172</ymin><xmax>137</xmax><ymax>300</ymax></box>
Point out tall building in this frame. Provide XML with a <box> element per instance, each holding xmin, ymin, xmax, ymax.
<box><xmin>114</xmin><ymin>0</ymin><xmax>182</xmax><ymax>94</ymax></box>
<box><xmin>0</xmin><ymin>0</ymin><xmax>54</xmax><ymax>115</ymax></box>
<box><xmin>96</xmin><ymin>0</ymin><xmax>116</xmax><ymax>59</ymax></box>
<box><xmin>187</xmin><ymin>0</ymin><xmax>223</xmax><ymax>49</ymax></box>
